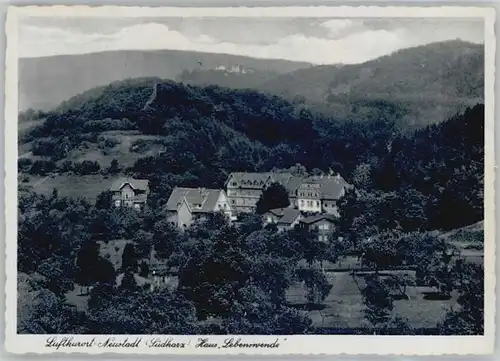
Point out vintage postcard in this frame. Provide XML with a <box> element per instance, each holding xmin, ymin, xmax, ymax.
<box><xmin>4</xmin><ymin>5</ymin><xmax>496</xmax><ymax>355</ymax></box>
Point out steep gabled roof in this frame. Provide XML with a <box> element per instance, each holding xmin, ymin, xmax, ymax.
<box><xmin>227</xmin><ymin>172</ymin><xmax>306</xmax><ymax>193</ymax></box>
<box><xmin>270</xmin><ymin>172</ymin><xmax>292</xmax><ymax>185</ymax></box>
<box><xmin>277</xmin><ymin>208</ymin><xmax>302</xmax><ymax>224</ymax></box>
<box><xmin>284</xmin><ymin>176</ymin><xmax>304</xmax><ymax>194</ymax></box>
<box><xmin>226</xmin><ymin>172</ymin><xmax>273</xmax><ymax>189</ymax></box>
<box><xmin>110</xmin><ymin>178</ymin><xmax>149</xmax><ymax>192</ymax></box>
<box><xmin>300</xmin><ymin>214</ymin><xmax>337</xmax><ymax>225</ymax></box>
<box><xmin>166</xmin><ymin>187</ymin><xmax>225</xmax><ymax>213</ymax></box>
<box><xmin>300</xmin><ymin>174</ymin><xmax>350</xmax><ymax>200</ymax></box>
<box><xmin>266</xmin><ymin>207</ymin><xmax>302</xmax><ymax>225</ymax></box>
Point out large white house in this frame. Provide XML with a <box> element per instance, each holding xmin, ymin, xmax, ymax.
<box><xmin>165</xmin><ymin>187</ymin><xmax>234</xmax><ymax>229</ymax></box>
<box><xmin>297</xmin><ymin>174</ymin><xmax>350</xmax><ymax>215</ymax></box>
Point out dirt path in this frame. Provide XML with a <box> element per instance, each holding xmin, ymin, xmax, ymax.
<box><xmin>32</xmin><ymin>176</ymin><xmax>50</xmax><ymax>187</ymax></box>
<box><xmin>18</xmin><ymin>151</ymin><xmax>32</xmax><ymax>159</ymax></box>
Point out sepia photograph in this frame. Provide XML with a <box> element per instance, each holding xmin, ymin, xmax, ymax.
<box><xmin>4</xmin><ymin>5</ymin><xmax>495</xmax><ymax>355</ymax></box>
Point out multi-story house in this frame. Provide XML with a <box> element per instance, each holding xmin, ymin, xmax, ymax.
<box><xmin>166</xmin><ymin>187</ymin><xmax>234</xmax><ymax>229</ymax></box>
<box><xmin>225</xmin><ymin>173</ymin><xmax>271</xmax><ymax>213</ymax></box>
<box><xmin>225</xmin><ymin>172</ymin><xmax>304</xmax><ymax>213</ymax></box>
<box><xmin>262</xmin><ymin>207</ymin><xmax>302</xmax><ymax>232</ymax></box>
<box><xmin>299</xmin><ymin>214</ymin><xmax>337</xmax><ymax>242</ymax></box>
<box><xmin>110</xmin><ymin>178</ymin><xmax>150</xmax><ymax>210</ymax></box>
<box><xmin>297</xmin><ymin>174</ymin><xmax>350</xmax><ymax>215</ymax></box>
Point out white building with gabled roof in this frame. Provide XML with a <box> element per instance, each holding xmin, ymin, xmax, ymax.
<box><xmin>110</xmin><ymin>178</ymin><xmax>149</xmax><ymax>210</ymax></box>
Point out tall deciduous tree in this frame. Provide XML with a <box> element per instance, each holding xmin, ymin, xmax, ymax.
<box><xmin>76</xmin><ymin>240</ymin><xmax>101</xmax><ymax>294</ymax></box>
<box><xmin>361</xmin><ymin>274</ymin><xmax>394</xmax><ymax>333</ymax></box>
<box><xmin>256</xmin><ymin>182</ymin><xmax>290</xmax><ymax>214</ymax></box>
<box><xmin>121</xmin><ymin>243</ymin><xmax>138</xmax><ymax>273</ymax></box>
<box><xmin>95</xmin><ymin>190</ymin><xmax>113</xmax><ymax>210</ymax></box>
<box><xmin>438</xmin><ymin>262</ymin><xmax>484</xmax><ymax>335</ymax></box>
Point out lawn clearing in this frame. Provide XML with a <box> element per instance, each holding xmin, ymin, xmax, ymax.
<box><xmin>66</xmin><ymin>132</ymin><xmax>165</xmax><ymax>168</ymax></box>
<box><xmin>65</xmin><ymin>287</ymin><xmax>90</xmax><ymax>312</ymax></box>
<box><xmin>287</xmin><ymin>270</ymin><xmax>458</xmax><ymax>331</ymax></box>
<box><xmin>98</xmin><ymin>239</ymin><xmax>132</xmax><ymax>270</ymax></box>
<box><xmin>23</xmin><ymin>174</ymin><xmax>123</xmax><ymax>203</ymax></box>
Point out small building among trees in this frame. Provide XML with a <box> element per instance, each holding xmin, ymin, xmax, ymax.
<box><xmin>263</xmin><ymin>207</ymin><xmax>303</xmax><ymax>232</ymax></box>
<box><xmin>299</xmin><ymin>214</ymin><xmax>337</xmax><ymax>242</ymax></box>
<box><xmin>110</xmin><ymin>178</ymin><xmax>150</xmax><ymax>210</ymax></box>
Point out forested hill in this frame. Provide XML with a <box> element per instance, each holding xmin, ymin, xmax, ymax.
<box><xmin>22</xmin><ymin>79</ymin><xmax>484</xmax><ymax>231</ymax></box>
<box><xmin>20</xmin><ymin>41</ymin><xmax>483</xmax><ymax>131</ymax></box>
<box><xmin>181</xmin><ymin>40</ymin><xmax>484</xmax><ymax>128</ymax></box>
<box><xmin>19</xmin><ymin>49</ymin><xmax>311</xmax><ymax>112</ymax></box>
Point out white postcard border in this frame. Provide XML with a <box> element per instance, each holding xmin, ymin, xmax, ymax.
<box><xmin>4</xmin><ymin>5</ymin><xmax>496</xmax><ymax>355</ymax></box>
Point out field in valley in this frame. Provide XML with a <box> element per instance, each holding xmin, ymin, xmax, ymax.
<box><xmin>21</xmin><ymin>174</ymin><xmax>120</xmax><ymax>203</ymax></box>
<box><xmin>63</xmin><ymin>234</ymin><xmax>481</xmax><ymax>333</ymax></box>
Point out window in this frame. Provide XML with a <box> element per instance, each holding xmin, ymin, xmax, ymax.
<box><xmin>267</xmin><ymin>216</ymin><xmax>272</xmax><ymax>223</ymax></box>
<box><xmin>114</xmin><ymin>200</ymin><xmax>121</xmax><ymax>207</ymax></box>
<box><xmin>316</xmin><ymin>201</ymin><xmax>320</xmax><ymax>207</ymax></box>
<box><xmin>232</xmin><ymin>182</ymin><xmax>237</xmax><ymax>186</ymax></box>
<box><xmin>231</xmin><ymin>199</ymin><xmax>235</xmax><ymax>204</ymax></box>
<box><xmin>300</xmin><ymin>200</ymin><xmax>304</xmax><ymax>206</ymax></box>
<box><xmin>323</xmin><ymin>223</ymin><xmax>330</xmax><ymax>230</ymax></box>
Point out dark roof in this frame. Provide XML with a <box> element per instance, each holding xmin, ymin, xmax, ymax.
<box><xmin>227</xmin><ymin>172</ymin><xmax>307</xmax><ymax>193</ymax></box>
<box><xmin>226</xmin><ymin>172</ymin><xmax>272</xmax><ymax>189</ymax></box>
<box><xmin>133</xmin><ymin>194</ymin><xmax>148</xmax><ymax>203</ymax></box>
<box><xmin>270</xmin><ymin>173</ymin><xmax>293</xmax><ymax>185</ymax></box>
<box><xmin>266</xmin><ymin>208</ymin><xmax>286</xmax><ymax>217</ymax></box>
<box><xmin>166</xmin><ymin>187</ymin><xmax>224</xmax><ymax>213</ymax></box>
<box><xmin>266</xmin><ymin>207</ymin><xmax>301</xmax><ymax>224</ymax></box>
<box><xmin>300</xmin><ymin>174</ymin><xmax>350</xmax><ymax>200</ymax></box>
<box><xmin>300</xmin><ymin>214</ymin><xmax>337</xmax><ymax>225</ymax></box>
<box><xmin>284</xmin><ymin>176</ymin><xmax>304</xmax><ymax>194</ymax></box>
<box><xmin>277</xmin><ymin>208</ymin><xmax>302</xmax><ymax>224</ymax></box>
<box><xmin>110</xmin><ymin>178</ymin><xmax>149</xmax><ymax>191</ymax></box>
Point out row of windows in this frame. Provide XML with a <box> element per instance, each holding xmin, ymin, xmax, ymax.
<box><xmin>230</xmin><ymin>180</ymin><xmax>266</xmax><ymax>187</ymax></box>
<box><xmin>318</xmin><ymin>235</ymin><xmax>329</xmax><ymax>242</ymax></box>
<box><xmin>115</xmin><ymin>200</ymin><xmax>141</xmax><ymax>210</ymax></box>
<box><xmin>300</xmin><ymin>184</ymin><xmax>320</xmax><ymax>189</ymax></box>
<box><xmin>300</xmin><ymin>200</ymin><xmax>321</xmax><ymax>208</ymax></box>
<box><xmin>230</xmin><ymin>198</ymin><xmax>256</xmax><ymax>206</ymax></box>
<box><xmin>227</xmin><ymin>190</ymin><xmax>260</xmax><ymax>196</ymax></box>
<box><xmin>298</xmin><ymin>192</ymin><xmax>319</xmax><ymax>198</ymax></box>
<box><xmin>298</xmin><ymin>200</ymin><xmax>336</xmax><ymax>208</ymax></box>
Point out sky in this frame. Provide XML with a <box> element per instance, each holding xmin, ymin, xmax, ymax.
<box><xmin>18</xmin><ymin>17</ymin><xmax>484</xmax><ymax>64</ymax></box>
